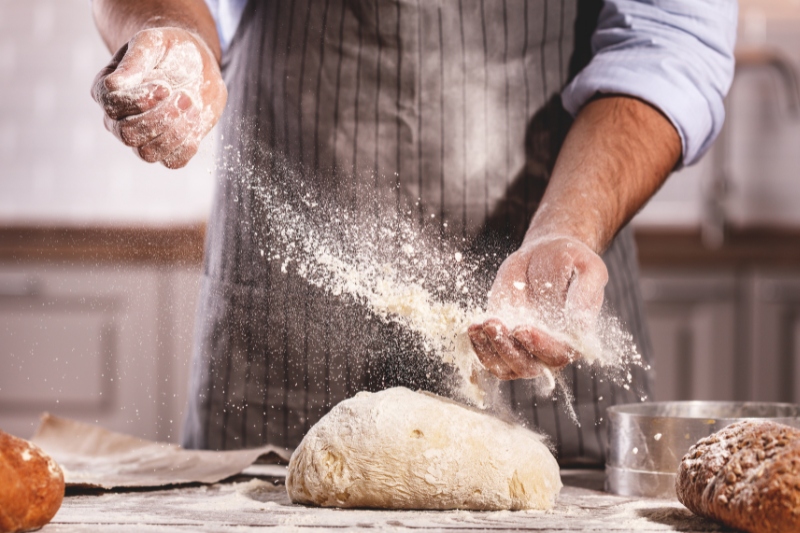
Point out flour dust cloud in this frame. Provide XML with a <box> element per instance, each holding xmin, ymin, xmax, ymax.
<box><xmin>220</xmin><ymin>145</ymin><xmax>646</xmax><ymax>419</ymax></box>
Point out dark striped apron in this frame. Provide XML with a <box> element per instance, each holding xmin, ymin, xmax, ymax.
<box><xmin>183</xmin><ymin>0</ymin><xmax>653</xmax><ymax>466</ymax></box>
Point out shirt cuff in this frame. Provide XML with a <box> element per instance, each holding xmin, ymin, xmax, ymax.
<box><xmin>561</xmin><ymin>1</ymin><xmax>737</xmax><ymax>166</ymax></box>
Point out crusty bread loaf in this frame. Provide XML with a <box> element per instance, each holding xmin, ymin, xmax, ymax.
<box><xmin>0</xmin><ymin>430</ymin><xmax>65</xmax><ymax>533</ymax></box>
<box><xmin>676</xmin><ymin>420</ymin><xmax>800</xmax><ymax>533</ymax></box>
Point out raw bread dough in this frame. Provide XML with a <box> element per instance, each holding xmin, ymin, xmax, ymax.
<box><xmin>286</xmin><ymin>387</ymin><xmax>562</xmax><ymax>510</ymax></box>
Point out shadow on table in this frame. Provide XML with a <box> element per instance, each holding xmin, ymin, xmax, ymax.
<box><xmin>560</xmin><ymin>468</ymin><xmax>606</xmax><ymax>491</ymax></box>
<box><xmin>636</xmin><ymin>506</ymin><xmax>733</xmax><ymax>531</ymax></box>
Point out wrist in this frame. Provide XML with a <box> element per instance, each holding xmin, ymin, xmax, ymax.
<box><xmin>184</xmin><ymin>29</ymin><xmax>224</xmax><ymax>69</ymax></box>
<box><xmin>522</xmin><ymin>211</ymin><xmax>605</xmax><ymax>255</ymax></box>
<box><xmin>137</xmin><ymin>23</ymin><xmax>222</xmax><ymax>66</ymax></box>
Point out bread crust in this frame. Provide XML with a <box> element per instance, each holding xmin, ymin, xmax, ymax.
<box><xmin>0</xmin><ymin>430</ymin><xmax>65</xmax><ymax>533</ymax></box>
<box><xmin>676</xmin><ymin>420</ymin><xmax>800</xmax><ymax>533</ymax></box>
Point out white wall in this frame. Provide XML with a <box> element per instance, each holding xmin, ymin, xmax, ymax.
<box><xmin>727</xmin><ymin>10</ymin><xmax>800</xmax><ymax>227</ymax></box>
<box><xmin>0</xmin><ymin>0</ymin><xmax>216</xmax><ymax>226</ymax></box>
<box><xmin>634</xmin><ymin>1</ymin><xmax>800</xmax><ymax>229</ymax></box>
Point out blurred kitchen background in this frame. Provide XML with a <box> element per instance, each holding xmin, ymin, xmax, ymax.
<box><xmin>2</xmin><ymin>0</ymin><xmax>800</xmax><ymax>443</ymax></box>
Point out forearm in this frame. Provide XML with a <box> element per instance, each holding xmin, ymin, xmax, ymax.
<box><xmin>525</xmin><ymin>95</ymin><xmax>681</xmax><ymax>254</ymax></box>
<box><xmin>92</xmin><ymin>0</ymin><xmax>221</xmax><ymax>63</ymax></box>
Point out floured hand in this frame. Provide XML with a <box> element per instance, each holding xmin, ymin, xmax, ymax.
<box><xmin>468</xmin><ymin>235</ymin><xmax>607</xmax><ymax>380</ymax></box>
<box><xmin>91</xmin><ymin>27</ymin><xmax>227</xmax><ymax>168</ymax></box>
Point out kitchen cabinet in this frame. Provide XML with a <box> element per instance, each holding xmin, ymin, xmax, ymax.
<box><xmin>749</xmin><ymin>274</ymin><xmax>800</xmax><ymax>403</ymax></box>
<box><xmin>638</xmin><ymin>229</ymin><xmax>800</xmax><ymax>405</ymax></box>
<box><xmin>639</xmin><ymin>272</ymin><xmax>738</xmax><ymax>402</ymax></box>
<box><xmin>0</xmin><ymin>262</ymin><xmax>200</xmax><ymax>442</ymax></box>
<box><xmin>641</xmin><ymin>271</ymin><xmax>800</xmax><ymax>405</ymax></box>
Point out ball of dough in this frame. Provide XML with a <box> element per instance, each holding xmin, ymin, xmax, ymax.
<box><xmin>286</xmin><ymin>387</ymin><xmax>562</xmax><ymax>510</ymax></box>
<box><xmin>0</xmin><ymin>430</ymin><xmax>65</xmax><ymax>533</ymax></box>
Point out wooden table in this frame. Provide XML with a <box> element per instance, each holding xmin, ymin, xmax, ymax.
<box><xmin>46</xmin><ymin>469</ymin><xmax>732</xmax><ymax>532</ymax></box>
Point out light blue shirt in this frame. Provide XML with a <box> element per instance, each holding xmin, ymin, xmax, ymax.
<box><xmin>204</xmin><ymin>0</ymin><xmax>249</xmax><ymax>54</ymax></box>
<box><xmin>205</xmin><ymin>0</ymin><xmax>737</xmax><ymax>166</ymax></box>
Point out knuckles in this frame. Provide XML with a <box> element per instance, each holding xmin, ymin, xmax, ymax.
<box><xmin>163</xmin><ymin>143</ymin><xmax>199</xmax><ymax>169</ymax></box>
<box><xmin>469</xmin><ymin>320</ymin><xmax>546</xmax><ymax>381</ymax></box>
<box><xmin>91</xmin><ymin>27</ymin><xmax>223</xmax><ymax>168</ymax></box>
<box><xmin>136</xmin><ymin>142</ymin><xmax>164</xmax><ymax>163</ymax></box>
<box><xmin>118</xmin><ymin>121</ymin><xmax>149</xmax><ymax>147</ymax></box>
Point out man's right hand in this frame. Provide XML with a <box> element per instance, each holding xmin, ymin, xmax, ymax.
<box><xmin>91</xmin><ymin>27</ymin><xmax>227</xmax><ymax>169</ymax></box>
<box><xmin>468</xmin><ymin>235</ymin><xmax>607</xmax><ymax>380</ymax></box>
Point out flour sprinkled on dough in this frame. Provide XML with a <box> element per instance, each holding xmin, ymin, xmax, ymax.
<box><xmin>287</xmin><ymin>387</ymin><xmax>562</xmax><ymax>510</ymax></box>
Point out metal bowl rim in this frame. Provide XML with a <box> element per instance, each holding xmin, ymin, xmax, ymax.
<box><xmin>607</xmin><ymin>401</ymin><xmax>800</xmax><ymax>420</ymax></box>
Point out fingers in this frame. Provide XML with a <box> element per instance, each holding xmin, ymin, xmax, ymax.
<box><xmin>135</xmin><ymin>121</ymin><xmax>189</xmax><ymax>164</ymax></box>
<box><xmin>102</xmin><ymin>90</ymin><xmax>201</xmax><ymax>166</ymax></box>
<box><xmin>92</xmin><ymin>32</ymin><xmax>170</xmax><ymax>120</ymax></box>
<box><xmin>102</xmin><ymin>30</ymin><xmax>165</xmax><ymax>92</ymax></box>
<box><xmin>90</xmin><ymin>44</ymin><xmax>127</xmax><ymax>102</ymax></box>
<box><xmin>482</xmin><ymin>319</ymin><xmax>545</xmax><ymax>379</ymax></box>
<box><xmin>104</xmin><ymin>91</ymin><xmax>186</xmax><ymax>147</ymax></box>
<box><xmin>511</xmin><ymin>325</ymin><xmax>575</xmax><ymax>369</ymax></box>
<box><xmin>469</xmin><ymin>318</ymin><xmax>577</xmax><ymax>380</ymax></box>
<box><xmin>162</xmin><ymin>139</ymin><xmax>200</xmax><ymax>169</ymax></box>
<box><xmin>469</xmin><ymin>319</ymin><xmax>552</xmax><ymax>380</ymax></box>
<box><xmin>96</xmin><ymin>82</ymin><xmax>172</xmax><ymax>120</ymax></box>
<box><xmin>467</xmin><ymin>324</ymin><xmax>517</xmax><ymax>380</ymax></box>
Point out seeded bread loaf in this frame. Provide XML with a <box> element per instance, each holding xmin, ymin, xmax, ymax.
<box><xmin>0</xmin><ymin>430</ymin><xmax>65</xmax><ymax>533</ymax></box>
<box><xmin>676</xmin><ymin>420</ymin><xmax>800</xmax><ymax>533</ymax></box>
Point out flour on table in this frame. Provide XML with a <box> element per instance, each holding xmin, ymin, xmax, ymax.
<box><xmin>286</xmin><ymin>387</ymin><xmax>562</xmax><ymax>511</ymax></box>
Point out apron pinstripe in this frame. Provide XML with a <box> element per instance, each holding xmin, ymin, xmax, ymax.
<box><xmin>183</xmin><ymin>0</ymin><xmax>653</xmax><ymax>466</ymax></box>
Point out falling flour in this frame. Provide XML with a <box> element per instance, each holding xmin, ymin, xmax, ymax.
<box><xmin>227</xmin><ymin>150</ymin><xmax>645</xmax><ymax>414</ymax></box>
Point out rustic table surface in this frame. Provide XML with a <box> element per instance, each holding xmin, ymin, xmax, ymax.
<box><xmin>45</xmin><ymin>469</ymin><xmax>732</xmax><ymax>532</ymax></box>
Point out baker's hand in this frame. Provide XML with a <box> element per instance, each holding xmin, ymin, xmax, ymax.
<box><xmin>91</xmin><ymin>27</ymin><xmax>227</xmax><ymax>168</ymax></box>
<box><xmin>468</xmin><ymin>235</ymin><xmax>608</xmax><ymax>380</ymax></box>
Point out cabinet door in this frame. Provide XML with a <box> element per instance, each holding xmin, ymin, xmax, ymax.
<box><xmin>640</xmin><ymin>273</ymin><xmax>738</xmax><ymax>402</ymax></box>
<box><xmin>751</xmin><ymin>275</ymin><xmax>800</xmax><ymax>403</ymax></box>
<box><xmin>0</xmin><ymin>264</ymin><xmax>200</xmax><ymax>442</ymax></box>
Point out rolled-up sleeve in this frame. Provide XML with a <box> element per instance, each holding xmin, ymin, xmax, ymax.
<box><xmin>561</xmin><ymin>0</ymin><xmax>737</xmax><ymax>166</ymax></box>
<box><xmin>204</xmin><ymin>0</ymin><xmax>248</xmax><ymax>54</ymax></box>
